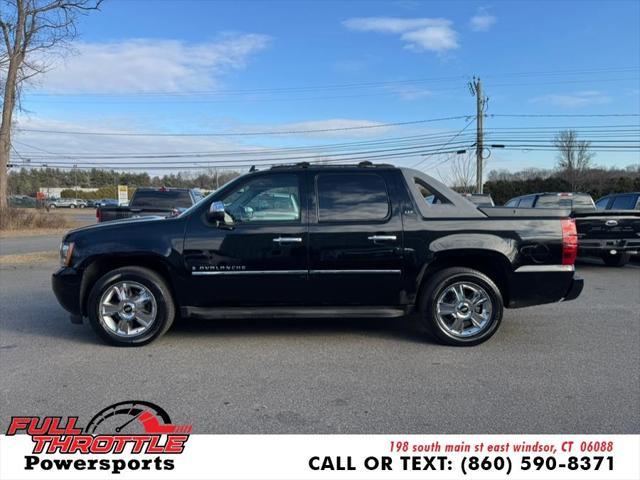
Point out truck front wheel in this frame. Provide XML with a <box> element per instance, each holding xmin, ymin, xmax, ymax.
<box><xmin>87</xmin><ymin>266</ymin><xmax>175</xmax><ymax>346</ymax></box>
<box><xmin>419</xmin><ymin>267</ymin><xmax>503</xmax><ymax>346</ymax></box>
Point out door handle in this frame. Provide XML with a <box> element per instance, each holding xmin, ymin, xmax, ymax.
<box><xmin>368</xmin><ymin>235</ymin><xmax>397</xmax><ymax>242</ymax></box>
<box><xmin>273</xmin><ymin>237</ymin><xmax>303</xmax><ymax>244</ymax></box>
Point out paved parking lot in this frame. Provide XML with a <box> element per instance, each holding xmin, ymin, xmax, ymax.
<box><xmin>0</xmin><ymin>256</ymin><xmax>638</xmax><ymax>434</ymax></box>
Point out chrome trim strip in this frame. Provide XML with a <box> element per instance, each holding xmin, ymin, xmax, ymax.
<box><xmin>515</xmin><ymin>265</ymin><xmax>574</xmax><ymax>273</ymax></box>
<box><xmin>192</xmin><ymin>270</ymin><xmax>307</xmax><ymax>276</ymax></box>
<box><xmin>273</xmin><ymin>237</ymin><xmax>303</xmax><ymax>243</ymax></box>
<box><xmin>192</xmin><ymin>269</ymin><xmax>403</xmax><ymax>276</ymax></box>
<box><xmin>310</xmin><ymin>269</ymin><xmax>402</xmax><ymax>274</ymax></box>
<box><xmin>367</xmin><ymin>235</ymin><xmax>397</xmax><ymax>241</ymax></box>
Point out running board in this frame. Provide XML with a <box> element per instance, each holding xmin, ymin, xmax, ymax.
<box><xmin>182</xmin><ymin>306</ymin><xmax>407</xmax><ymax>320</ymax></box>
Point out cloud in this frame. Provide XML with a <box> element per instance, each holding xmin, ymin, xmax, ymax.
<box><xmin>532</xmin><ymin>90</ymin><xmax>612</xmax><ymax>108</ymax></box>
<box><xmin>32</xmin><ymin>34</ymin><xmax>271</xmax><ymax>94</ymax></box>
<box><xmin>343</xmin><ymin>17</ymin><xmax>459</xmax><ymax>52</ymax></box>
<box><xmin>469</xmin><ymin>9</ymin><xmax>496</xmax><ymax>32</ymax></box>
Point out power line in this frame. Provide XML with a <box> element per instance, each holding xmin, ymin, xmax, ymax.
<box><xmin>13</xmin><ymin>115</ymin><xmax>472</xmax><ymax>137</ymax></box>
<box><xmin>23</xmin><ymin>66</ymin><xmax>639</xmax><ymax>97</ymax></box>
<box><xmin>14</xmin><ymin>126</ymin><xmax>638</xmax><ymax>158</ymax></box>
<box><xmin>14</xmin><ymin>114</ymin><xmax>639</xmax><ymax>138</ymax></box>
<box><xmin>13</xmin><ymin>141</ymin><xmax>475</xmax><ymax>165</ymax></box>
<box><xmin>412</xmin><ymin>118</ymin><xmax>475</xmax><ymax>168</ymax></box>
<box><xmin>490</xmin><ymin>114</ymin><xmax>640</xmax><ymax>118</ymax></box>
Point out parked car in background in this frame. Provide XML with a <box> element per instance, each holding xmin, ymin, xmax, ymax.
<box><xmin>95</xmin><ymin>198</ymin><xmax>119</xmax><ymax>208</ymax></box>
<box><xmin>505</xmin><ymin>192</ymin><xmax>639</xmax><ymax>267</ymax></box>
<box><xmin>462</xmin><ymin>193</ymin><xmax>495</xmax><ymax>207</ymax></box>
<box><xmin>9</xmin><ymin>195</ymin><xmax>37</xmax><ymax>208</ymax></box>
<box><xmin>504</xmin><ymin>192</ymin><xmax>596</xmax><ymax>210</ymax></box>
<box><xmin>595</xmin><ymin>192</ymin><xmax>640</xmax><ymax>211</ymax></box>
<box><xmin>46</xmin><ymin>198</ymin><xmax>87</xmax><ymax>209</ymax></box>
<box><xmin>53</xmin><ymin>163</ymin><xmax>583</xmax><ymax>346</ymax></box>
<box><xmin>96</xmin><ymin>187</ymin><xmax>203</xmax><ymax>222</ymax></box>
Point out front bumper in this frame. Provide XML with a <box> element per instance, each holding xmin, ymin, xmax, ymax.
<box><xmin>52</xmin><ymin>267</ymin><xmax>83</xmax><ymax>316</ymax></box>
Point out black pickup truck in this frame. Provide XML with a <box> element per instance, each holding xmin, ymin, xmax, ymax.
<box><xmin>53</xmin><ymin>163</ymin><xmax>583</xmax><ymax>347</ymax></box>
<box><xmin>505</xmin><ymin>192</ymin><xmax>640</xmax><ymax>266</ymax></box>
<box><xmin>96</xmin><ymin>187</ymin><xmax>203</xmax><ymax>223</ymax></box>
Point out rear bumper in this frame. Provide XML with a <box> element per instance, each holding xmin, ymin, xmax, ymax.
<box><xmin>508</xmin><ymin>265</ymin><xmax>580</xmax><ymax>308</ymax></box>
<box><xmin>579</xmin><ymin>238</ymin><xmax>640</xmax><ymax>256</ymax></box>
<box><xmin>52</xmin><ymin>267</ymin><xmax>83</xmax><ymax>316</ymax></box>
<box><xmin>563</xmin><ymin>277</ymin><xmax>584</xmax><ymax>302</ymax></box>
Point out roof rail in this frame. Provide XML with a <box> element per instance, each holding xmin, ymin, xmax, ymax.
<box><xmin>269</xmin><ymin>161</ymin><xmax>396</xmax><ymax>170</ymax></box>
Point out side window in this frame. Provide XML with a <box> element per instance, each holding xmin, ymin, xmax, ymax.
<box><xmin>414</xmin><ymin>178</ymin><xmax>450</xmax><ymax>206</ymax></box>
<box><xmin>505</xmin><ymin>198</ymin><xmax>519</xmax><ymax>207</ymax></box>
<box><xmin>595</xmin><ymin>197</ymin><xmax>610</xmax><ymax>210</ymax></box>
<box><xmin>518</xmin><ymin>196</ymin><xmax>535</xmax><ymax>208</ymax></box>
<box><xmin>611</xmin><ymin>194</ymin><xmax>637</xmax><ymax>210</ymax></box>
<box><xmin>220</xmin><ymin>174</ymin><xmax>300</xmax><ymax>223</ymax></box>
<box><xmin>317</xmin><ymin>173</ymin><xmax>389</xmax><ymax>222</ymax></box>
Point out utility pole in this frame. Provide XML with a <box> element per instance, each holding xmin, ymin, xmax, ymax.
<box><xmin>469</xmin><ymin>77</ymin><xmax>488</xmax><ymax>193</ymax></box>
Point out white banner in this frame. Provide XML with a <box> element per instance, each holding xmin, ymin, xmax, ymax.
<box><xmin>1</xmin><ymin>434</ymin><xmax>638</xmax><ymax>480</ymax></box>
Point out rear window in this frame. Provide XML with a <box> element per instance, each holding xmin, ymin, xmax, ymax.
<box><xmin>595</xmin><ymin>197</ymin><xmax>610</xmax><ymax>210</ymax></box>
<box><xmin>518</xmin><ymin>196</ymin><xmax>535</xmax><ymax>208</ymax></box>
<box><xmin>131</xmin><ymin>190</ymin><xmax>193</xmax><ymax>209</ymax></box>
<box><xmin>610</xmin><ymin>194</ymin><xmax>639</xmax><ymax>210</ymax></box>
<box><xmin>535</xmin><ymin>194</ymin><xmax>594</xmax><ymax>209</ymax></box>
<box><xmin>317</xmin><ymin>173</ymin><xmax>389</xmax><ymax>222</ymax></box>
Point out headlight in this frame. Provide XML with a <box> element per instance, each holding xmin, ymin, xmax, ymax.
<box><xmin>60</xmin><ymin>242</ymin><xmax>75</xmax><ymax>267</ymax></box>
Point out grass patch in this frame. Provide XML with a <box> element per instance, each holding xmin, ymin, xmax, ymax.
<box><xmin>0</xmin><ymin>251</ymin><xmax>58</xmax><ymax>265</ymax></box>
<box><xmin>0</xmin><ymin>207</ymin><xmax>71</xmax><ymax>231</ymax></box>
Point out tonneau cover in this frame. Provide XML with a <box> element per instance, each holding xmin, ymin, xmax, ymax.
<box><xmin>478</xmin><ymin>207</ymin><xmax>571</xmax><ymax>218</ymax></box>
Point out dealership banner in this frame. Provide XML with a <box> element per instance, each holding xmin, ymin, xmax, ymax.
<box><xmin>1</xmin><ymin>433</ymin><xmax>638</xmax><ymax>480</ymax></box>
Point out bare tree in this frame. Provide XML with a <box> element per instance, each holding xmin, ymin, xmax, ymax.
<box><xmin>441</xmin><ymin>151</ymin><xmax>476</xmax><ymax>193</ymax></box>
<box><xmin>0</xmin><ymin>0</ymin><xmax>102</xmax><ymax>209</ymax></box>
<box><xmin>553</xmin><ymin>129</ymin><xmax>595</xmax><ymax>191</ymax></box>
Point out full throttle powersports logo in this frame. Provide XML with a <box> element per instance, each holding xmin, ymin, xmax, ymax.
<box><xmin>6</xmin><ymin>400</ymin><xmax>192</xmax><ymax>474</ymax></box>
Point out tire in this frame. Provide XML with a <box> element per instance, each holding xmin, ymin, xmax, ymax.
<box><xmin>602</xmin><ymin>252</ymin><xmax>630</xmax><ymax>267</ymax></box>
<box><xmin>49</xmin><ymin>204</ymin><xmax>56</xmax><ymax>209</ymax></box>
<box><xmin>70</xmin><ymin>204</ymin><xmax>76</xmax><ymax>208</ymax></box>
<box><xmin>418</xmin><ymin>267</ymin><xmax>503</xmax><ymax>346</ymax></box>
<box><xmin>87</xmin><ymin>266</ymin><xmax>175</xmax><ymax>346</ymax></box>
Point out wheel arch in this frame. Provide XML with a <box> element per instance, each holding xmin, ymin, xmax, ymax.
<box><xmin>416</xmin><ymin>249</ymin><xmax>512</xmax><ymax>308</ymax></box>
<box><xmin>80</xmin><ymin>254</ymin><xmax>178</xmax><ymax>317</ymax></box>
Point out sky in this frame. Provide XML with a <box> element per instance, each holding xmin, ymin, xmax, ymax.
<box><xmin>8</xmin><ymin>0</ymin><xmax>640</xmax><ymax>181</ymax></box>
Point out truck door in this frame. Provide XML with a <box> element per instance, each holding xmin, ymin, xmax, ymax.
<box><xmin>307</xmin><ymin>170</ymin><xmax>404</xmax><ymax>306</ymax></box>
<box><xmin>182</xmin><ymin>172</ymin><xmax>309</xmax><ymax>307</ymax></box>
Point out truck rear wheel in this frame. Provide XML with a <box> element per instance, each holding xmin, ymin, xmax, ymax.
<box><xmin>418</xmin><ymin>267</ymin><xmax>503</xmax><ymax>346</ymax></box>
<box><xmin>87</xmin><ymin>266</ymin><xmax>175</xmax><ymax>346</ymax></box>
<box><xmin>602</xmin><ymin>252</ymin><xmax>630</xmax><ymax>267</ymax></box>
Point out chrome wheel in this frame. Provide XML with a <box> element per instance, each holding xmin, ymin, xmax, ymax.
<box><xmin>435</xmin><ymin>281</ymin><xmax>493</xmax><ymax>338</ymax></box>
<box><xmin>98</xmin><ymin>281</ymin><xmax>157</xmax><ymax>337</ymax></box>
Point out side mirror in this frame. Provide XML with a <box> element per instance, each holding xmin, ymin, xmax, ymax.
<box><xmin>207</xmin><ymin>201</ymin><xmax>226</xmax><ymax>223</ymax></box>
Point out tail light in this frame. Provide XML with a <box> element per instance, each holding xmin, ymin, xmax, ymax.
<box><xmin>96</xmin><ymin>209</ymin><xmax>101</xmax><ymax>221</ymax></box>
<box><xmin>561</xmin><ymin>218</ymin><xmax>578</xmax><ymax>265</ymax></box>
